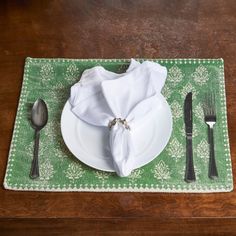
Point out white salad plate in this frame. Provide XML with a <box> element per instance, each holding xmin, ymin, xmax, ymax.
<box><xmin>61</xmin><ymin>94</ymin><xmax>172</xmax><ymax>172</ymax></box>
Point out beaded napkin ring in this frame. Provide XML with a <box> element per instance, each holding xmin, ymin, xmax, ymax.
<box><xmin>108</xmin><ymin>118</ymin><xmax>130</xmax><ymax>130</ymax></box>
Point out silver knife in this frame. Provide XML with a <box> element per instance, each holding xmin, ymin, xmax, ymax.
<box><xmin>184</xmin><ymin>92</ymin><xmax>196</xmax><ymax>183</ymax></box>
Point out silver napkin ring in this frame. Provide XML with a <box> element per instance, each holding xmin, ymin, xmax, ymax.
<box><xmin>108</xmin><ymin>118</ymin><xmax>130</xmax><ymax>130</ymax></box>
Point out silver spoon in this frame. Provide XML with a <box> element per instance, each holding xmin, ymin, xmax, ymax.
<box><xmin>30</xmin><ymin>99</ymin><xmax>48</xmax><ymax>179</ymax></box>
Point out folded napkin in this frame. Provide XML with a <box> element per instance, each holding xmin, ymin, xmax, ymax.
<box><xmin>70</xmin><ymin>59</ymin><xmax>167</xmax><ymax>176</ymax></box>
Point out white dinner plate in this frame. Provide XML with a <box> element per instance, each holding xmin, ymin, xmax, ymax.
<box><xmin>61</xmin><ymin>94</ymin><xmax>173</xmax><ymax>172</ymax></box>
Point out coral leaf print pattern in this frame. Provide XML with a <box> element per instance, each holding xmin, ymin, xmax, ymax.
<box><xmin>65</xmin><ymin>64</ymin><xmax>80</xmax><ymax>82</ymax></box>
<box><xmin>95</xmin><ymin>171</ymin><xmax>111</xmax><ymax>182</ymax></box>
<box><xmin>167</xmin><ymin>65</ymin><xmax>184</xmax><ymax>85</ymax></box>
<box><xmin>40</xmin><ymin>160</ymin><xmax>54</xmax><ymax>181</ymax></box>
<box><xmin>128</xmin><ymin>169</ymin><xmax>144</xmax><ymax>183</ymax></box>
<box><xmin>170</xmin><ymin>101</ymin><xmax>182</xmax><ymax>119</ymax></box>
<box><xmin>40</xmin><ymin>63</ymin><xmax>54</xmax><ymax>81</ymax></box>
<box><xmin>167</xmin><ymin>138</ymin><xmax>184</xmax><ymax>162</ymax></box>
<box><xmin>65</xmin><ymin>162</ymin><xmax>85</xmax><ymax>181</ymax></box>
<box><xmin>195</xmin><ymin>103</ymin><xmax>204</xmax><ymax>120</ymax></box>
<box><xmin>49</xmin><ymin>83</ymin><xmax>69</xmax><ymax>102</ymax></box>
<box><xmin>153</xmin><ymin>160</ymin><xmax>171</xmax><ymax>181</ymax></box>
<box><xmin>45</xmin><ymin>121</ymin><xmax>60</xmax><ymax>140</ymax></box>
<box><xmin>196</xmin><ymin>140</ymin><xmax>209</xmax><ymax>163</ymax></box>
<box><xmin>192</xmin><ymin>64</ymin><xmax>209</xmax><ymax>86</ymax></box>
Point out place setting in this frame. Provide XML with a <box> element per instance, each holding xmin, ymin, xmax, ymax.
<box><xmin>3</xmin><ymin>58</ymin><xmax>233</xmax><ymax>192</ymax></box>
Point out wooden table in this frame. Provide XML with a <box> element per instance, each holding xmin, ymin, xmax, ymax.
<box><xmin>0</xmin><ymin>0</ymin><xmax>236</xmax><ymax>235</ymax></box>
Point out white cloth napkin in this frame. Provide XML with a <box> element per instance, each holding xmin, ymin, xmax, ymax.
<box><xmin>70</xmin><ymin>59</ymin><xmax>167</xmax><ymax>177</ymax></box>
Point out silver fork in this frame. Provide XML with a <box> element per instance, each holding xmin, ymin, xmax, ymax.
<box><xmin>203</xmin><ymin>92</ymin><xmax>218</xmax><ymax>179</ymax></box>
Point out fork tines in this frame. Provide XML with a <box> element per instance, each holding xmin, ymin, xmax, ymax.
<box><xmin>203</xmin><ymin>92</ymin><xmax>216</xmax><ymax>117</ymax></box>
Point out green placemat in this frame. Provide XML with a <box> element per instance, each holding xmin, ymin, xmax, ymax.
<box><xmin>4</xmin><ymin>58</ymin><xmax>233</xmax><ymax>192</ymax></box>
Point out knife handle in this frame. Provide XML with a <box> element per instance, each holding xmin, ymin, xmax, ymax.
<box><xmin>185</xmin><ymin>136</ymin><xmax>196</xmax><ymax>183</ymax></box>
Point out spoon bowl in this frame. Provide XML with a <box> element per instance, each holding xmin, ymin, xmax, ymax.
<box><xmin>31</xmin><ymin>99</ymin><xmax>48</xmax><ymax>130</ymax></box>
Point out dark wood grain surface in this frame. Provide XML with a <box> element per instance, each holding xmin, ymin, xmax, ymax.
<box><xmin>0</xmin><ymin>0</ymin><xmax>236</xmax><ymax>235</ymax></box>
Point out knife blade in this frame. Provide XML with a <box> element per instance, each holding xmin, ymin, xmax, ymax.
<box><xmin>184</xmin><ymin>92</ymin><xmax>196</xmax><ymax>183</ymax></box>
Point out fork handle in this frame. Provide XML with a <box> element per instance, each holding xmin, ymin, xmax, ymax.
<box><xmin>208</xmin><ymin>127</ymin><xmax>218</xmax><ymax>179</ymax></box>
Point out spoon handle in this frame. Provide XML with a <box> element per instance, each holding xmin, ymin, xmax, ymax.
<box><xmin>30</xmin><ymin>130</ymin><xmax>40</xmax><ymax>179</ymax></box>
